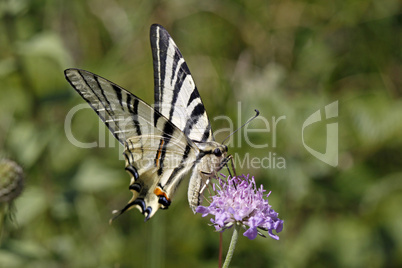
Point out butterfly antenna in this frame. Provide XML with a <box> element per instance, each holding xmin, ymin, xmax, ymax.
<box><xmin>222</xmin><ymin>109</ymin><xmax>260</xmax><ymax>145</ymax></box>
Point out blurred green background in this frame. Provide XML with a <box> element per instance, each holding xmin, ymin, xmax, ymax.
<box><xmin>1</xmin><ymin>0</ymin><xmax>401</xmax><ymax>267</ymax></box>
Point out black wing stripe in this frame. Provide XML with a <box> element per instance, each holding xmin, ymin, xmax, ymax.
<box><xmin>201</xmin><ymin>124</ymin><xmax>211</xmax><ymax>142</ymax></box>
<box><xmin>94</xmin><ymin>76</ymin><xmax>112</xmax><ymax>108</ymax></box>
<box><xmin>168</xmin><ymin>64</ymin><xmax>187</xmax><ymax>121</ymax></box>
<box><xmin>187</xmin><ymin>88</ymin><xmax>200</xmax><ymax>107</ymax></box>
<box><xmin>183</xmin><ymin>103</ymin><xmax>205</xmax><ymax>136</ymax></box>
<box><xmin>153</xmin><ymin>110</ymin><xmax>161</xmax><ymax>128</ymax></box>
<box><xmin>126</xmin><ymin>95</ymin><xmax>142</xmax><ymax>136</ymax></box>
<box><xmin>170</xmin><ymin>50</ymin><xmax>181</xmax><ymax>84</ymax></box>
<box><xmin>132</xmin><ymin>98</ymin><xmax>141</xmax><ymax>136</ymax></box>
<box><xmin>133</xmin><ymin>98</ymin><xmax>139</xmax><ymax>114</ymax></box>
<box><xmin>157</xmin><ymin>121</ymin><xmax>175</xmax><ymax>176</ymax></box>
<box><xmin>113</xmin><ymin>84</ymin><xmax>124</xmax><ymax>108</ymax></box>
<box><xmin>126</xmin><ymin>92</ymin><xmax>133</xmax><ymax>112</ymax></box>
<box><xmin>152</xmin><ymin>26</ymin><xmax>168</xmax><ymax>107</ymax></box>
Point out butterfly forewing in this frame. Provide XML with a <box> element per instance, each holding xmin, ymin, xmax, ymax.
<box><xmin>151</xmin><ymin>24</ymin><xmax>213</xmax><ymax>143</ymax></box>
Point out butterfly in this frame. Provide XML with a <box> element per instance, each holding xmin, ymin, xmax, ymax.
<box><xmin>65</xmin><ymin>24</ymin><xmax>231</xmax><ymax>221</ymax></box>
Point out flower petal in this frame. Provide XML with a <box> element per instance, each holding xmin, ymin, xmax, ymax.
<box><xmin>195</xmin><ymin>206</ymin><xmax>210</xmax><ymax>217</ymax></box>
<box><xmin>243</xmin><ymin>227</ymin><xmax>258</xmax><ymax>240</ymax></box>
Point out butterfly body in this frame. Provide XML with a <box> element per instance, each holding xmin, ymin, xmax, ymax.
<box><xmin>65</xmin><ymin>24</ymin><xmax>229</xmax><ymax>221</ymax></box>
<box><xmin>188</xmin><ymin>142</ymin><xmax>228</xmax><ymax>211</ymax></box>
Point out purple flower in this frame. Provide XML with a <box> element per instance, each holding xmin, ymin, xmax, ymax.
<box><xmin>196</xmin><ymin>174</ymin><xmax>283</xmax><ymax>240</ymax></box>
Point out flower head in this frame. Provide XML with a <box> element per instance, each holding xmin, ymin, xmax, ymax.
<box><xmin>196</xmin><ymin>174</ymin><xmax>283</xmax><ymax>240</ymax></box>
<box><xmin>0</xmin><ymin>159</ymin><xmax>24</xmax><ymax>203</ymax></box>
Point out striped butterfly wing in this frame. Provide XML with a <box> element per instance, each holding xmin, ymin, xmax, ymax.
<box><xmin>65</xmin><ymin>69</ymin><xmax>198</xmax><ymax>220</ymax></box>
<box><xmin>150</xmin><ymin>24</ymin><xmax>214</xmax><ymax>143</ymax></box>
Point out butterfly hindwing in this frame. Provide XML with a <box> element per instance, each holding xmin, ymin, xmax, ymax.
<box><xmin>150</xmin><ymin>24</ymin><xmax>213</xmax><ymax>143</ymax></box>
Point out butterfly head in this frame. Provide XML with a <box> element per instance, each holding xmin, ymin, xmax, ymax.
<box><xmin>196</xmin><ymin>141</ymin><xmax>228</xmax><ymax>169</ymax></box>
<box><xmin>196</xmin><ymin>141</ymin><xmax>227</xmax><ymax>155</ymax></box>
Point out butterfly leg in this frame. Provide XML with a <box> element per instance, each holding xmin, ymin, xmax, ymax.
<box><xmin>199</xmin><ymin>177</ymin><xmax>210</xmax><ymax>194</ymax></box>
<box><xmin>228</xmin><ymin>155</ymin><xmax>237</xmax><ymax>177</ymax></box>
<box><xmin>219</xmin><ymin>155</ymin><xmax>236</xmax><ymax>178</ymax></box>
<box><xmin>199</xmin><ymin>167</ymin><xmax>221</xmax><ymax>193</ymax></box>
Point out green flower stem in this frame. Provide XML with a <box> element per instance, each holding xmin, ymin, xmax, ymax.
<box><xmin>223</xmin><ymin>224</ymin><xmax>240</xmax><ymax>268</ymax></box>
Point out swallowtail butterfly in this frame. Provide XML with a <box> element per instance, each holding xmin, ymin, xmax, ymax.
<box><xmin>65</xmin><ymin>24</ymin><xmax>230</xmax><ymax>221</ymax></box>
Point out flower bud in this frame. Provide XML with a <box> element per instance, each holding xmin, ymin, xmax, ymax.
<box><xmin>0</xmin><ymin>159</ymin><xmax>24</xmax><ymax>203</ymax></box>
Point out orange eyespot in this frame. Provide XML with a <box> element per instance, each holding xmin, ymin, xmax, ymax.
<box><xmin>154</xmin><ymin>187</ymin><xmax>171</xmax><ymax>201</ymax></box>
